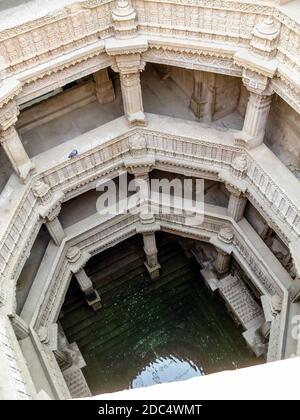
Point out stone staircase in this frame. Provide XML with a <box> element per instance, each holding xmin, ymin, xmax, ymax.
<box><xmin>200</xmin><ymin>266</ymin><xmax>265</xmax><ymax>356</ymax></box>
<box><xmin>218</xmin><ymin>275</ymin><xmax>264</xmax><ymax>331</ymax></box>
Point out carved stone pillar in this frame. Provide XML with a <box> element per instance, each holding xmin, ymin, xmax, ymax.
<box><xmin>119</xmin><ymin>70</ymin><xmax>145</xmax><ymax>126</ymax></box>
<box><xmin>67</xmin><ymin>247</ymin><xmax>102</xmax><ymax>311</ymax></box>
<box><xmin>143</xmin><ymin>231</ymin><xmax>160</xmax><ymax>281</ymax></box>
<box><xmin>106</xmin><ymin>1</ymin><xmax>148</xmax><ymax>126</ymax></box>
<box><xmin>136</xmin><ymin>214</ymin><xmax>161</xmax><ymax>280</ymax></box>
<box><xmin>190</xmin><ymin>71</ymin><xmax>215</xmax><ymax>122</ymax></box>
<box><xmin>234</xmin><ymin>18</ymin><xmax>279</xmax><ymax>149</ymax></box>
<box><xmin>226</xmin><ymin>184</ymin><xmax>247</xmax><ymax>222</ymax></box>
<box><xmin>33</xmin><ymin>180</ymin><xmax>65</xmax><ymax>246</ymax></box>
<box><xmin>213</xmin><ymin>228</ymin><xmax>234</xmax><ymax>277</ymax></box>
<box><xmin>0</xmin><ymin>126</ymin><xmax>34</xmax><ymax>182</ymax></box>
<box><xmin>236</xmin><ymin>91</ymin><xmax>273</xmax><ymax>149</ymax></box>
<box><xmin>94</xmin><ymin>68</ymin><xmax>115</xmax><ymax>104</ymax></box>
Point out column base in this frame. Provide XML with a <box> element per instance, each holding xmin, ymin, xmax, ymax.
<box><xmin>144</xmin><ymin>262</ymin><xmax>161</xmax><ymax>281</ymax></box>
<box><xmin>215</xmin><ymin>268</ymin><xmax>230</xmax><ymax>279</ymax></box>
<box><xmin>234</xmin><ymin>131</ymin><xmax>264</xmax><ymax>149</ymax></box>
<box><xmin>19</xmin><ymin>161</ymin><xmax>36</xmax><ymax>183</ymax></box>
<box><xmin>86</xmin><ymin>290</ymin><xmax>102</xmax><ymax>311</ymax></box>
<box><xmin>127</xmin><ymin>111</ymin><xmax>147</xmax><ymax>127</ymax></box>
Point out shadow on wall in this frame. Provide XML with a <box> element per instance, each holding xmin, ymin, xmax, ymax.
<box><xmin>0</xmin><ymin>146</ymin><xmax>13</xmax><ymax>192</ymax></box>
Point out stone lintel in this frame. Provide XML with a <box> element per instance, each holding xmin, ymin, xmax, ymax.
<box><xmin>210</xmin><ymin>236</ymin><xmax>233</xmax><ymax>255</ymax></box>
<box><xmin>0</xmin><ymin>78</ymin><xmax>22</xmax><ymax>110</ymax></box>
<box><xmin>234</xmin><ymin>49</ymin><xmax>278</xmax><ymax>80</ymax></box>
<box><xmin>219</xmin><ymin>172</ymin><xmax>247</xmax><ymax>194</ymax></box>
<box><xmin>124</xmin><ymin>154</ymin><xmax>155</xmax><ymax>173</ymax></box>
<box><xmin>136</xmin><ymin>221</ymin><xmax>161</xmax><ymax>234</ymax></box>
<box><xmin>105</xmin><ymin>36</ymin><xmax>148</xmax><ymax>57</ymax></box>
<box><xmin>38</xmin><ymin>191</ymin><xmax>64</xmax><ymax>220</ymax></box>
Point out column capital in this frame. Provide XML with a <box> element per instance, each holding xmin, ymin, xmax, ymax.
<box><xmin>242</xmin><ymin>70</ymin><xmax>274</xmax><ymax>97</ymax></box>
<box><xmin>33</xmin><ymin>180</ymin><xmax>64</xmax><ymax>222</ymax></box>
<box><xmin>136</xmin><ymin>213</ymin><xmax>160</xmax><ymax>233</ymax></box>
<box><xmin>110</xmin><ymin>52</ymin><xmax>146</xmax><ymax>74</ymax></box>
<box><xmin>218</xmin><ymin>227</ymin><xmax>234</xmax><ymax>244</ymax></box>
<box><xmin>66</xmin><ymin>247</ymin><xmax>91</xmax><ymax>274</ymax></box>
<box><xmin>225</xmin><ymin>182</ymin><xmax>245</xmax><ymax>198</ymax></box>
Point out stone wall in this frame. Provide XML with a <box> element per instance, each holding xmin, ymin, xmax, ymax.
<box><xmin>213</xmin><ymin>74</ymin><xmax>241</xmax><ymax>121</ymax></box>
<box><xmin>266</xmin><ymin>94</ymin><xmax>300</xmax><ymax>178</ymax></box>
<box><xmin>170</xmin><ymin>67</ymin><xmax>242</xmax><ymax>122</ymax></box>
<box><xmin>0</xmin><ymin>146</ymin><xmax>12</xmax><ymax>191</ymax></box>
<box><xmin>169</xmin><ymin>67</ymin><xmax>194</xmax><ymax>98</ymax></box>
<box><xmin>18</xmin><ymin>81</ymin><xmax>96</xmax><ymax>134</ymax></box>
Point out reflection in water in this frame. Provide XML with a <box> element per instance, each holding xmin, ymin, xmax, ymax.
<box><xmin>131</xmin><ymin>351</ymin><xmax>204</xmax><ymax>389</ymax></box>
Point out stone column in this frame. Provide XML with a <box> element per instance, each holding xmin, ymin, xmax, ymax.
<box><xmin>143</xmin><ymin>231</ymin><xmax>161</xmax><ymax>281</ymax></box>
<box><xmin>190</xmin><ymin>71</ymin><xmax>216</xmax><ymax>122</ymax></box>
<box><xmin>136</xmin><ymin>214</ymin><xmax>161</xmax><ymax>280</ymax></box>
<box><xmin>119</xmin><ymin>70</ymin><xmax>146</xmax><ymax>126</ymax></box>
<box><xmin>236</xmin><ymin>91</ymin><xmax>272</xmax><ymax>149</ymax></box>
<box><xmin>94</xmin><ymin>68</ymin><xmax>115</xmax><ymax>104</ymax></box>
<box><xmin>234</xmin><ymin>18</ymin><xmax>279</xmax><ymax>149</ymax></box>
<box><xmin>106</xmin><ymin>1</ymin><xmax>147</xmax><ymax>126</ymax></box>
<box><xmin>67</xmin><ymin>247</ymin><xmax>102</xmax><ymax>311</ymax></box>
<box><xmin>0</xmin><ymin>126</ymin><xmax>35</xmax><ymax>182</ymax></box>
<box><xmin>32</xmin><ymin>180</ymin><xmax>65</xmax><ymax>246</ymax></box>
<box><xmin>226</xmin><ymin>184</ymin><xmax>247</xmax><ymax>222</ymax></box>
<box><xmin>214</xmin><ymin>228</ymin><xmax>234</xmax><ymax>277</ymax></box>
<box><xmin>215</xmin><ymin>248</ymin><xmax>231</xmax><ymax>276</ymax></box>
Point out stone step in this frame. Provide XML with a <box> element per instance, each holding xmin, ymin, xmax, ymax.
<box><xmin>63</xmin><ymin>366</ymin><xmax>92</xmax><ymax>399</ymax></box>
<box><xmin>63</xmin><ymin>260</ymin><xmax>191</xmax><ymax>335</ymax></box>
<box><xmin>218</xmin><ymin>275</ymin><xmax>264</xmax><ymax>331</ymax></box>
<box><xmin>68</xmin><ymin>274</ymin><xmax>192</xmax><ymax>347</ymax></box>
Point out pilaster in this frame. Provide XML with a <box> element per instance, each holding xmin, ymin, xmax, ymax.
<box><xmin>93</xmin><ymin>68</ymin><xmax>115</xmax><ymax>104</ymax></box>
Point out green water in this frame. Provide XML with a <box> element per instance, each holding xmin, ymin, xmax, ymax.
<box><xmin>60</xmin><ymin>234</ymin><xmax>263</xmax><ymax>395</ymax></box>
